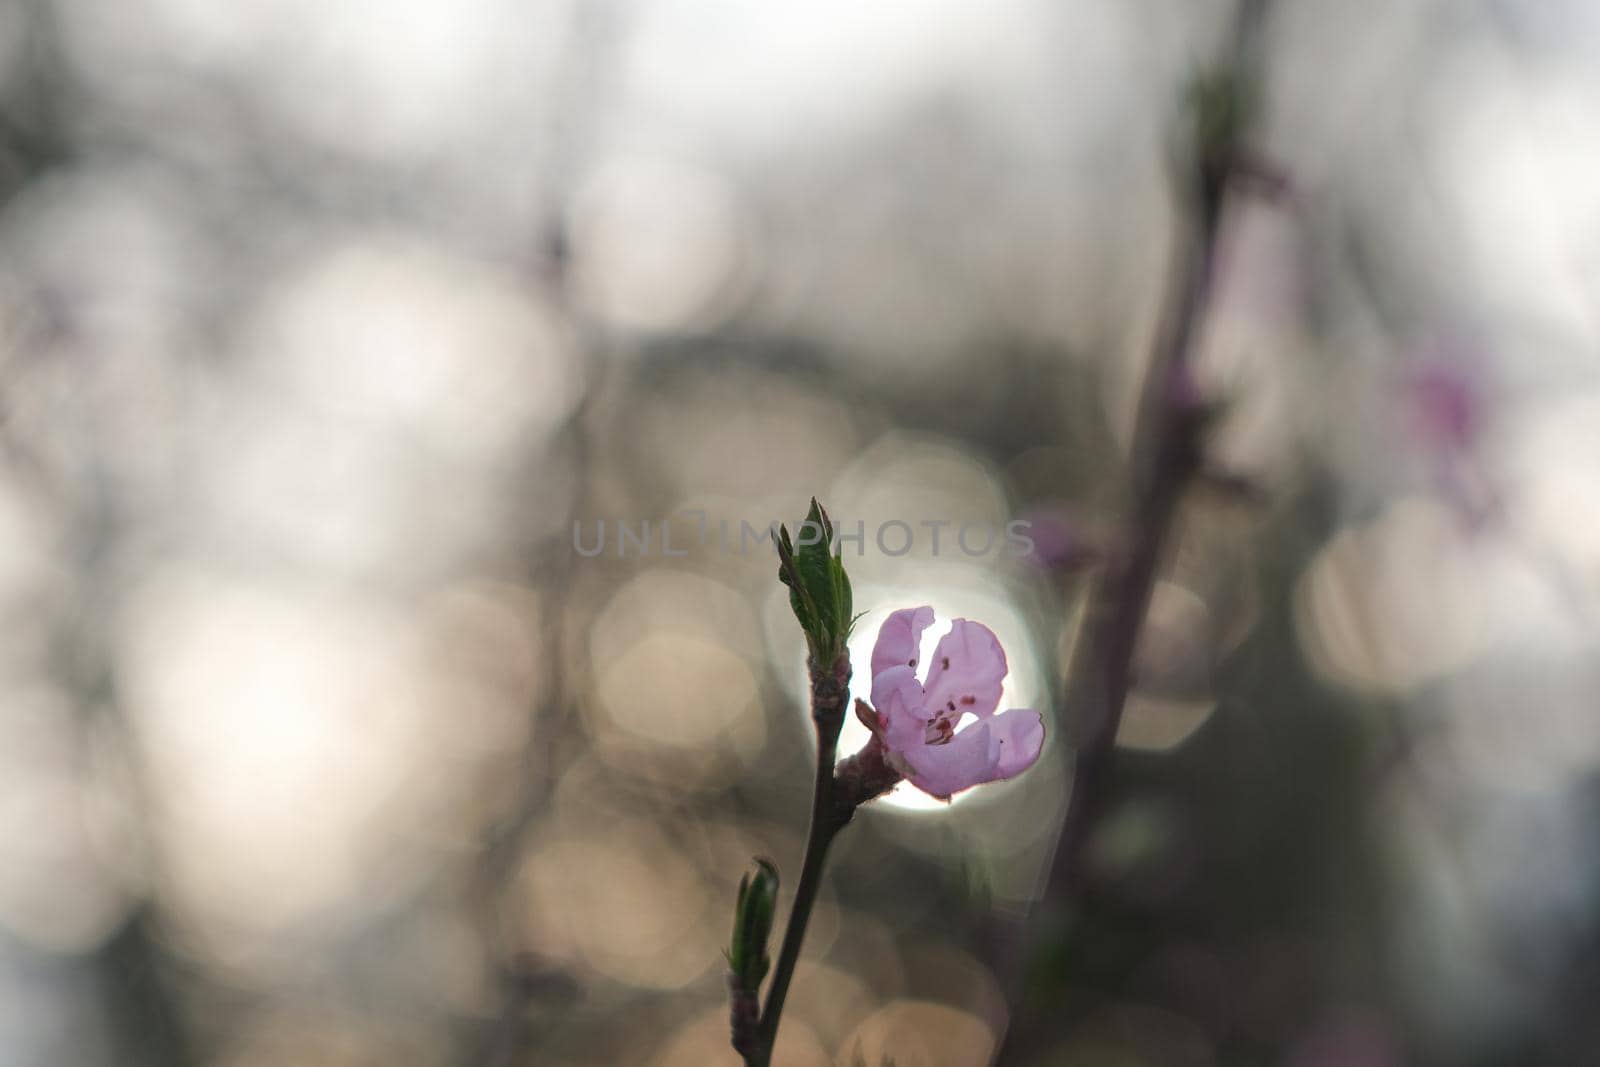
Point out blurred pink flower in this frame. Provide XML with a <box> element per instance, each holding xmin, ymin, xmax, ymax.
<box><xmin>1402</xmin><ymin>351</ymin><xmax>1499</xmax><ymax>529</ymax></box>
<box><xmin>1017</xmin><ymin>504</ymin><xmax>1100</xmax><ymax>571</ymax></box>
<box><xmin>1406</xmin><ymin>358</ymin><xmax>1483</xmax><ymax>456</ymax></box>
<box><xmin>857</xmin><ymin>607</ymin><xmax>1044</xmax><ymax>800</ymax></box>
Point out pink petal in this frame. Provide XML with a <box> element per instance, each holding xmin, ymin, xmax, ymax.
<box><xmin>869</xmin><ymin>664</ymin><xmax>930</xmax><ymax>755</ymax></box>
<box><xmin>903</xmin><ymin>719</ymin><xmax>999</xmax><ymax>800</ymax></box>
<box><xmin>987</xmin><ymin>708</ymin><xmax>1045</xmax><ymax>780</ymax></box>
<box><xmin>921</xmin><ymin>619</ymin><xmax>1008</xmax><ymax>720</ymax></box>
<box><xmin>871</xmin><ymin>606</ymin><xmax>936</xmax><ymax>680</ymax></box>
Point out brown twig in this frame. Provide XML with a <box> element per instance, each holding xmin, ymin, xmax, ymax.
<box><xmin>740</xmin><ymin>655</ymin><xmax>852</xmax><ymax>1067</ymax></box>
<box><xmin>996</xmin><ymin>1</ymin><xmax>1272</xmax><ymax>1055</ymax></box>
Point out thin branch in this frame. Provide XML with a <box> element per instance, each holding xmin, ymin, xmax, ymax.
<box><xmin>742</xmin><ymin>656</ymin><xmax>851</xmax><ymax>1067</ymax></box>
<box><xmin>998</xmin><ymin>0</ymin><xmax>1272</xmax><ymax>1053</ymax></box>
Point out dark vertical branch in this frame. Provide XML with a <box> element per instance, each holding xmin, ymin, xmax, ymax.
<box><xmin>998</xmin><ymin>0</ymin><xmax>1273</xmax><ymax>1053</ymax></box>
<box><xmin>1047</xmin><ymin>126</ymin><xmax>1225</xmax><ymax>903</ymax></box>
<box><xmin>744</xmin><ymin>655</ymin><xmax>851</xmax><ymax>1067</ymax></box>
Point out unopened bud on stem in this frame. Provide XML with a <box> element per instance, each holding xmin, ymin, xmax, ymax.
<box><xmin>774</xmin><ymin>498</ymin><xmax>860</xmax><ymax>671</ymax></box>
<box><xmin>726</xmin><ymin>857</ymin><xmax>779</xmax><ymax>992</ymax></box>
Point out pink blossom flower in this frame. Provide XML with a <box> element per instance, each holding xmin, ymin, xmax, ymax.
<box><xmin>1401</xmin><ymin>351</ymin><xmax>1500</xmax><ymax>530</ymax></box>
<box><xmin>1406</xmin><ymin>358</ymin><xmax>1483</xmax><ymax>456</ymax></box>
<box><xmin>856</xmin><ymin>607</ymin><xmax>1045</xmax><ymax>800</ymax></box>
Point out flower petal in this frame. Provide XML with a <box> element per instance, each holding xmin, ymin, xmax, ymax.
<box><xmin>903</xmin><ymin>719</ymin><xmax>999</xmax><ymax>800</ymax></box>
<box><xmin>869</xmin><ymin>664</ymin><xmax>929</xmax><ymax>755</ymax></box>
<box><xmin>987</xmin><ymin>708</ymin><xmax>1045</xmax><ymax>780</ymax></box>
<box><xmin>871</xmin><ymin>606</ymin><xmax>936</xmax><ymax>680</ymax></box>
<box><xmin>921</xmin><ymin>619</ymin><xmax>1008</xmax><ymax>719</ymax></box>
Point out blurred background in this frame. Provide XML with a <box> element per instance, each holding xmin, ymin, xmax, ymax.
<box><xmin>2</xmin><ymin>0</ymin><xmax>1600</xmax><ymax>1064</ymax></box>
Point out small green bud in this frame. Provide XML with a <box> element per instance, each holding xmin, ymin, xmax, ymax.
<box><xmin>726</xmin><ymin>856</ymin><xmax>779</xmax><ymax>991</ymax></box>
<box><xmin>774</xmin><ymin>498</ymin><xmax>858</xmax><ymax>665</ymax></box>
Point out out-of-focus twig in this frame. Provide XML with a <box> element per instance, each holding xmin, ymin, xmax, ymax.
<box><xmin>997</xmin><ymin>0</ymin><xmax>1274</xmax><ymax>1055</ymax></box>
<box><xmin>740</xmin><ymin>653</ymin><xmax>851</xmax><ymax>1067</ymax></box>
